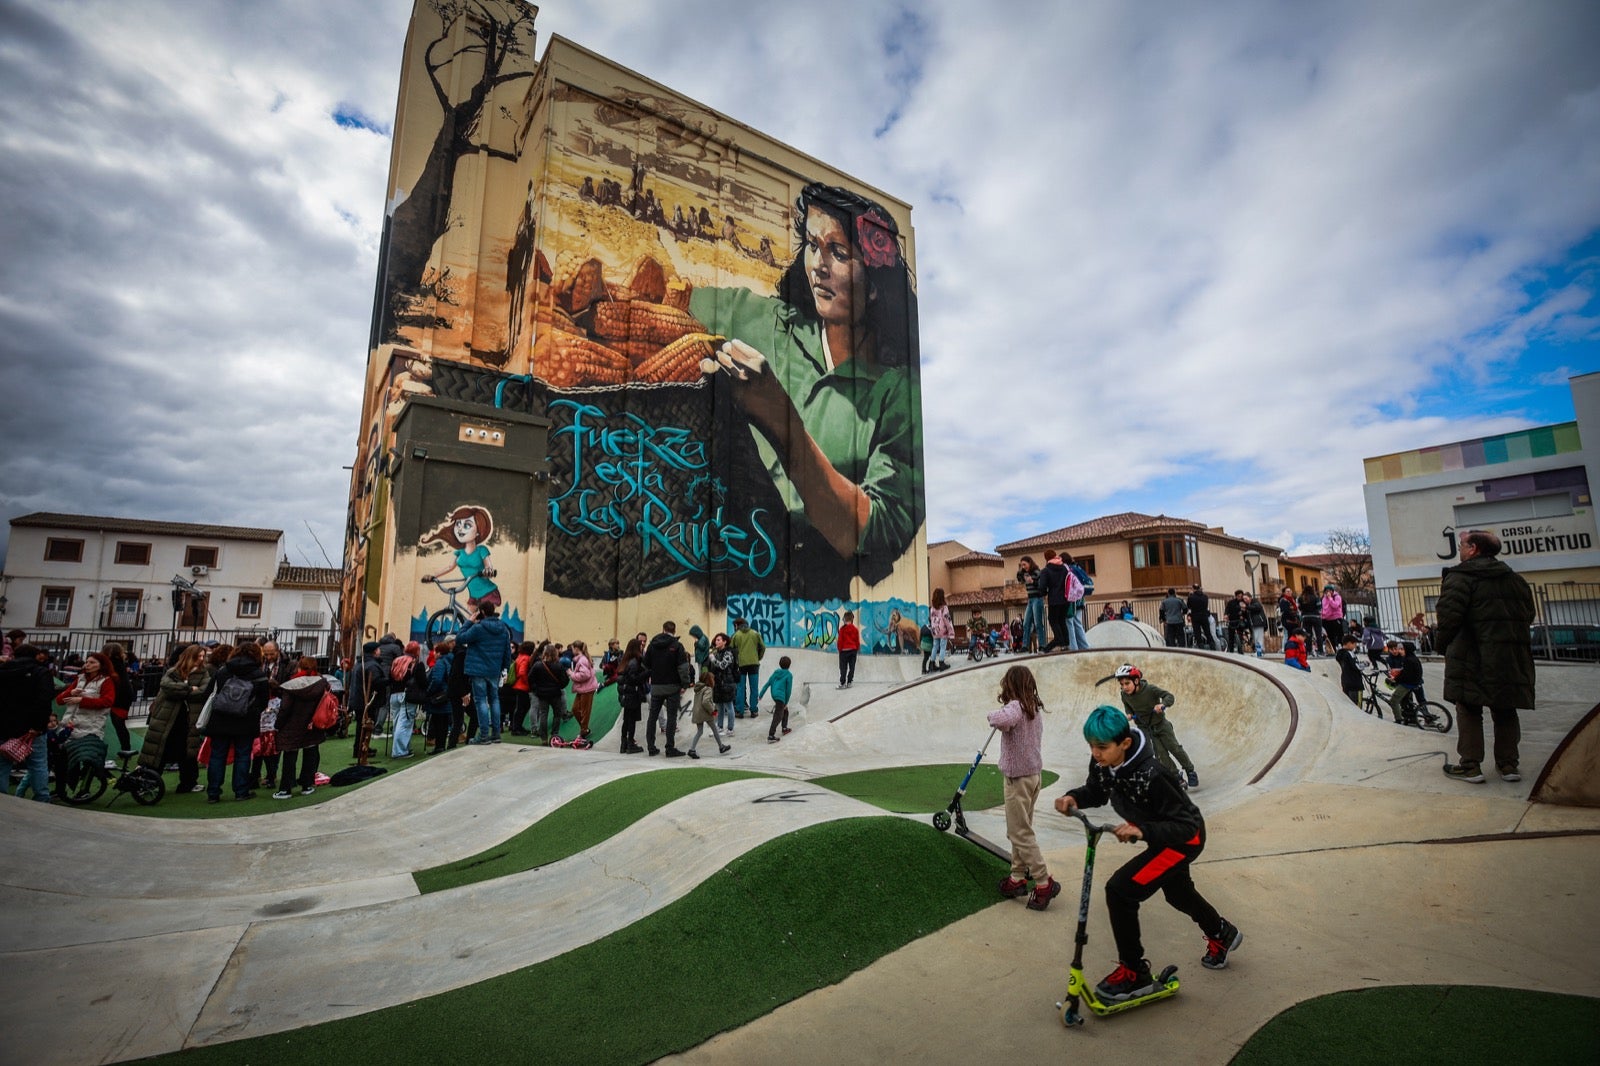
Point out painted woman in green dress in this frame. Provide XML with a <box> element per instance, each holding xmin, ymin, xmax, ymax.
<box><xmin>690</xmin><ymin>183</ymin><xmax>922</xmax><ymax>596</ymax></box>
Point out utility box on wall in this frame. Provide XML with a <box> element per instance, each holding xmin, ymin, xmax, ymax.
<box><xmin>378</xmin><ymin>396</ymin><xmax>551</xmax><ymax>647</ymax></box>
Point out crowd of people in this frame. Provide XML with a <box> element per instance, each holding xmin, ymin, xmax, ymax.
<box><xmin>344</xmin><ymin>612</ymin><xmax>782</xmax><ymax>763</ymax></box>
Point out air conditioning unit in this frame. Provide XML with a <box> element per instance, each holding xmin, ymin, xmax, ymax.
<box><xmin>191</xmin><ymin>565</ymin><xmax>208</xmax><ymax>576</ymax></box>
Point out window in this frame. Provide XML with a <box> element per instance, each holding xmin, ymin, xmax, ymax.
<box><xmin>44</xmin><ymin>538</ymin><xmax>84</xmax><ymax>563</ymax></box>
<box><xmin>107</xmin><ymin>589</ymin><xmax>143</xmax><ymax>629</ymax></box>
<box><xmin>185</xmin><ymin>545</ymin><xmax>219</xmax><ymax>569</ymax></box>
<box><xmin>237</xmin><ymin>594</ymin><xmax>263</xmax><ymax>619</ymax></box>
<box><xmin>177</xmin><ymin>592</ymin><xmax>209</xmax><ymax>628</ymax></box>
<box><xmin>1076</xmin><ymin>555</ymin><xmax>1096</xmax><ymax>576</ymax></box>
<box><xmin>1128</xmin><ymin>534</ymin><xmax>1201</xmax><ymax>590</ymax></box>
<box><xmin>37</xmin><ymin>587</ymin><xmax>73</xmax><ymax>627</ymax></box>
<box><xmin>115</xmin><ymin>542</ymin><xmax>152</xmax><ymax>565</ymax></box>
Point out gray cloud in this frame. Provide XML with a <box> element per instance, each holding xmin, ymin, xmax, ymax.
<box><xmin>2</xmin><ymin>0</ymin><xmax>1596</xmax><ymax>572</ymax></box>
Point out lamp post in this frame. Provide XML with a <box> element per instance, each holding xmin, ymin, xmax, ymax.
<box><xmin>1242</xmin><ymin>550</ymin><xmax>1261</xmax><ymax>601</ymax></box>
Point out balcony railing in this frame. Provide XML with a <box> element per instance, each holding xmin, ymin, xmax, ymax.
<box><xmin>102</xmin><ymin>610</ymin><xmax>147</xmax><ymax>630</ymax></box>
<box><xmin>38</xmin><ymin>609</ymin><xmax>69</xmax><ymax>627</ymax></box>
<box><xmin>294</xmin><ymin>610</ymin><xmax>327</xmax><ymax>627</ymax></box>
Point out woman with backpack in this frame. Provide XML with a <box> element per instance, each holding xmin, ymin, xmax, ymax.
<box><xmin>274</xmin><ymin>657</ymin><xmax>330</xmax><ymax>798</ymax></box>
<box><xmin>202</xmin><ymin>642</ymin><xmax>269</xmax><ymax>803</ymax></box>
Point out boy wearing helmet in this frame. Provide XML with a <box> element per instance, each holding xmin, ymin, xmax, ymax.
<box><xmin>1115</xmin><ymin>663</ymin><xmax>1199</xmax><ymax>789</ymax></box>
<box><xmin>1054</xmin><ymin>706</ymin><xmax>1244</xmax><ymax>1002</ymax></box>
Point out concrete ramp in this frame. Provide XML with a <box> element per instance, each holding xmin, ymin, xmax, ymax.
<box><xmin>1532</xmin><ymin>702</ymin><xmax>1600</xmax><ymax>807</ymax></box>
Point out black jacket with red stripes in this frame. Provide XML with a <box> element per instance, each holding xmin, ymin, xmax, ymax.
<box><xmin>1065</xmin><ymin>727</ymin><xmax>1204</xmax><ymax>849</ymax></box>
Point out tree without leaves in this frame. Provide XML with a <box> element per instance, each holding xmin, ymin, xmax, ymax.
<box><xmin>380</xmin><ymin>0</ymin><xmax>536</xmax><ymax>343</ymax></box>
<box><xmin>1325</xmin><ymin>527</ymin><xmax>1374</xmax><ymax>591</ymax></box>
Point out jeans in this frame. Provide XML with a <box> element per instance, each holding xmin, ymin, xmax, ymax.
<box><xmin>735</xmin><ymin>666</ymin><xmax>760</xmax><ymax>715</ymax></box>
<box><xmin>1022</xmin><ymin>598</ymin><xmax>1046</xmax><ymax>652</ymax></box>
<box><xmin>647</xmin><ymin>687</ymin><xmax>681</xmax><ymax>750</ymax></box>
<box><xmin>391</xmin><ymin>700</ymin><xmax>417</xmax><ymax>756</ymax></box>
<box><xmin>5</xmin><ymin>734</ymin><xmax>50</xmax><ymax>801</ymax></box>
<box><xmin>932</xmin><ymin>636</ymin><xmax>947</xmax><ymax>666</ymax></box>
<box><xmin>469</xmin><ymin>676</ymin><xmax>501</xmax><ymax>742</ymax></box>
<box><xmin>1251</xmin><ymin>625</ymin><xmax>1266</xmax><ymax>655</ymax></box>
<box><xmin>206</xmin><ymin>735</ymin><xmax>254</xmax><ymax>799</ymax></box>
<box><xmin>716</xmin><ymin>700</ymin><xmax>734</xmax><ymax>733</ymax></box>
<box><xmin>1068</xmin><ymin>603</ymin><xmax>1089</xmax><ymax>650</ymax></box>
<box><xmin>382</xmin><ymin>691</ymin><xmax>405</xmax><ymax>733</ymax></box>
<box><xmin>533</xmin><ymin>692</ymin><xmax>568</xmax><ymax>739</ymax></box>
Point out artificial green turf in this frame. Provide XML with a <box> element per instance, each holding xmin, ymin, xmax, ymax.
<box><xmin>1232</xmin><ymin>985</ymin><xmax>1600</xmax><ymax>1065</ymax></box>
<box><xmin>813</xmin><ymin>761</ymin><xmax>1058</xmax><ymax>813</ymax></box>
<box><xmin>413</xmin><ymin>766</ymin><xmax>773</xmax><ymax>893</ymax></box>
<box><xmin>136</xmin><ymin>817</ymin><xmax>1007</xmax><ymax>1066</ymax></box>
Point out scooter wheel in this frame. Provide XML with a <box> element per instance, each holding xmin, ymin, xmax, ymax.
<box><xmin>1157</xmin><ymin>964</ymin><xmax>1178</xmax><ymax>984</ymax></box>
<box><xmin>932</xmin><ymin>811</ymin><xmax>952</xmax><ymax>832</ymax></box>
<box><xmin>1062</xmin><ymin>1009</ymin><xmax>1084</xmax><ymax>1027</ymax></box>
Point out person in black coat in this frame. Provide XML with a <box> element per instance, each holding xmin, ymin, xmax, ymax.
<box><xmin>615</xmin><ymin>638</ymin><xmax>648</xmax><ymax>754</ymax></box>
<box><xmin>642</xmin><ymin>621</ymin><xmax>689</xmax><ymax>756</ymax></box>
<box><xmin>0</xmin><ymin>645</ymin><xmax>57</xmax><ymax>802</ymax></box>
<box><xmin>202</xmin><ymin>643</ymin><xmax>270</xmax><ymax>803</ymax></box>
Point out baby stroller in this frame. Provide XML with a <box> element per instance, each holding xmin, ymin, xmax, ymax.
<box><xmin>51</xmin><ymin>729</ymin><xmax>165</xmax><ymax>807</ymax></box>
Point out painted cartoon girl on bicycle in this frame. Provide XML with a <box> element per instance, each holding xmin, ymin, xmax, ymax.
<box><xmin>420</xmin><ymin>505</ymin><xmax>501</xmax><ymax>609</ymax></box>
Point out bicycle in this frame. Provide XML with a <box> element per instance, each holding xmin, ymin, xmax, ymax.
<box><xmin>1358</xmin><ymin>667</ymin><xmax>1452</xmax><ymax>733</ymax></box>
<box><xmin>420</xmin><ymin>575</ymin><xmax>474</xmax><ymax>649</ymax></box>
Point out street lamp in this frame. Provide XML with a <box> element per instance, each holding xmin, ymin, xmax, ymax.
<box><xmin>1242</xmin><ymin>550</ymin><xmax>1261</xmax><ymax>600</ymax></box>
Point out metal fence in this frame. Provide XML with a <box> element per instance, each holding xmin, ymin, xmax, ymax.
<box><xmin>24</xmin><ymin>626</ymin><xmax>343</xmax><ymax>669</ymax></box>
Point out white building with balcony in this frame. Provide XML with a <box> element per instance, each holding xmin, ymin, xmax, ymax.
<box><xmin>1</xmin><ymin>513</ymin><xmax>342</xmax><ymax>659</ymax></box>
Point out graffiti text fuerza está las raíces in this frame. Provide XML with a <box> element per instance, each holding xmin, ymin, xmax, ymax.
<box><xmin>548</xmin><ymin>399</ymin><xmax>779</xmax><ymax>584</ymax></box>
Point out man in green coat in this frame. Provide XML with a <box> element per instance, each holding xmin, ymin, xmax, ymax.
<box><xmin>730</xmin><ymin>617</ymin><xmax>766</xmax><ymax>719</ymax></box>
<box><xmin>1436</xmin><ymin>530</ymin><xmax>1536</xmax><ymax>784</ymax></box>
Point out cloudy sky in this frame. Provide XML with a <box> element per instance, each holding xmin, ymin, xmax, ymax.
<box><xmin>2</xmin><ymin>0</ymin><xmax>1597</xmax><ymax>571</ymax></box>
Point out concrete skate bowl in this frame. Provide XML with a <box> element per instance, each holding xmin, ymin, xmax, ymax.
<box><xmin>1531</xmin><ymin>700</ymin><xmax>1600</xmax><ymax>807</ymax></box>
<box><xmin>816</xmin><ymin>648</ymin><xmax>1298</xmax><ymax>800</ymax></box>
<box><xmin>1084</xmin><ymin>618</ymin><xmax>1165</xmax><ymax>647</ymax></box>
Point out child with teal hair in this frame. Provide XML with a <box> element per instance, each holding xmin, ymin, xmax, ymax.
<box><xmin>1054</xmin><ymin>705</ymin><xmax>1244</xmax><ymax>1003</ymax></box>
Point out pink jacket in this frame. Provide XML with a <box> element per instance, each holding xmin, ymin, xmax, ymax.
<box><xmin>986</xmin><ymin>698</ymin><xmax>1043</xmax><ymax>778</ymax></box>
<box><xmin>569</xmin><ymin>654</ymin><xmax>598</xmax><ymax>694</ymax></box>
<box><xmin>1320</xmin><ymin>592</ymin><xmax>1344</xmax><ymax>622</ymax></box>
<box><xmin>930</xmin><ymin>605</ymin><xmax>955</xmax><ymax>639</ymax></box>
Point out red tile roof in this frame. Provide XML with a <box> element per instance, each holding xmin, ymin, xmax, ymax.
<box><xmin>995</xmin><ymin>512</ymin><xmax>1283</xmax><ymax>555</ymax></box>
<box><xmin>273</xmin><ymin>563</ymin><xmax>345</xmax><ymax>588</ymax></box>
<box><xmin>947</xmin><ymin>550</ymin><xmax>1003</xmax><ymax>564</ymax></box>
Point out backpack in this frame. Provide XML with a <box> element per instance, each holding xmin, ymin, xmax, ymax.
<box><xmin>390</xmin><ymin>654</ymin><xmax>416</xmax><ymax>683</ymax></box>
<box><xmin>1078</xmin><ymin>568</ymin><xmax>1095</xmax><ymax>596</ymax></box>
<box><xmin>211</xmin><ymin>673</ymin><xmax>255</xmax><ymax>721</ymax></box>
<box><xmin>1066</xmin><ymin>568</ymin><xmax>1085</xmax><ymax>603</ymax></box>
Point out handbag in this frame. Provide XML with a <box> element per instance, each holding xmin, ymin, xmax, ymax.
<box><xmin>196</xmin><ymin>691</ymin><xmax>216</xmax><ymax>735</ymax></box>
<box><xmin>1</xmin><ymin>730</ymin><xmax>38</xmax><ymax>762</ymax></box>
<box><xmin>311</xmin><ymin>689</ymin><xmax>339</xmax><ymax>730</ymax></box>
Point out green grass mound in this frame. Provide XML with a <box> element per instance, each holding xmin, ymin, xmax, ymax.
<box><xmin>414</xmin><ymin>767</ymin><xmax>772</xmax><ymax>893</ymax></box>
<box><xmin>138</xmin><ymin>817</ymin><xmax>1007</xmax><ymax>1065</ymax></box>
<box><xmin>1233</xmin><ymin>985</ymin><xmax>1600</xmax><ymax>1065</ymax></box>
<box><xmin>813</xmin><ymin>762</ymin><xmax>1058</xmax><ymax>813</ymax></box>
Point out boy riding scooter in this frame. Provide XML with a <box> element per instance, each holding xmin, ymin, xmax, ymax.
<box><xmin>1054</xmin><ymin>706</ymin><xmax>1244</xmax><ymax>1003</ymax></box>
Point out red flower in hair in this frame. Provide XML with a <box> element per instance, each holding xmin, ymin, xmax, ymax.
<box><xmin>855</xmin><ymin>209</ymin><xmax>898</xmax><ymax>268</ymax></box>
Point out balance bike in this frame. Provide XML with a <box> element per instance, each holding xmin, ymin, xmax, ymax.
<box><xmin>547</xmin><ymin>734</ymin><xmax>592</xmax><ymax>750</ymax></box>
<box><xmin>930</xmin><ymin>729</ymin><xmax>1011</xmax><ymax>862</ymax></box>
<box><xmin>1056</xmin><ymin>809</ymin><xmax>1180</xmax><ymax>1026</ymax></box>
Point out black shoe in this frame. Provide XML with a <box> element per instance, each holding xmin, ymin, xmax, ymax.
<box><xmin>648</xmin><ymin>747</ymin><xmax>660</xmax><ymax>756</ymax></box>
<box><xmin>686</xmin><ymin>750</ymin><xmax>700</xmax><ymax>760</ymax></box>
<box><xmin>718</xmin><ymin>744</ymin><xmax>731</xmax><ymax>754</ymax></box>
<box><xmin>664</xmin><ymin>747</ymin><xmax>685</xmax><ymax>758</ymax></box>
<box><xmin>1096</xmin><ymin>960</ymin><xmax>1156</xmax><ymax>1001</ymax></box>
<box><xmin>206</xmin><ymin>795</ymin><xmax>220</xmax><ymax>804</ymax></box>
<box><xmin>1203</xmin><ymin>918</ymin><xmax>1244</xmax><ymax>969</ymax></box>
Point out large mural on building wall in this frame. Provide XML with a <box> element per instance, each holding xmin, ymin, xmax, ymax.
<box><xmin>345</xmin><ymin>0</ymin><xmax>927</xmax><ymax>651</ymax></box>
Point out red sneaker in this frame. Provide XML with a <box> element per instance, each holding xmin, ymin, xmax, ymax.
<box><xmin>1026</xmin><ymin>877</ymin><xmax>1062</xmax><ymax>911</ymax></box>
<box><xmin>998</xmin><ymin>876</ymin><xmax>1029</xmax><ymax>899</ymax></box>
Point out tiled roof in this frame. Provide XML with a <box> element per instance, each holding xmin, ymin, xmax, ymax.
<box><xmin>10</xmin><ymin>512</ymin><xmax>283</xmax><ymax>542</ymax></box>
<box><xmin>947</xmin><ymin>550</ymin><xmax>1003</xmax><ymax>564</ymax></box>
<box><xmin>948</xmin><ymin>582</ymin><xmax>1026</xmax><ymax>608</ymax></box>
<box><xmin>1283</xmin><ymin>553</ymin><xmax>1367</xmax><ymax>569</ymax></box>
<box><xmin>995</xmin><ymin>512</ymin><xmax>1202</xmax><ymax>552</ymax></box>
<box><xmin>273</xmin><ymin>563</ymin><xmax>345</xmax><ymax>587</ymax></box>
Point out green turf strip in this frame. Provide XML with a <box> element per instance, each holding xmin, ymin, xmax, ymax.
<box><xmin>813</xmin><ymin>762</ymin><xmax>1058</xmax><ymax>813</ymax></box>
<box><xmin>1232</xmin><ymin>985</ymin><xmax>1600</xmax><ymax>1065</ymax></box>
<box><xmin>413</xmin><ymin>766</ymin><xmax>772</xmax><ymax>893</ymax></box>
<box><xmin>136</xmin><ymin>816</ymin><xmax>1007</xmax><ymax>1066</ymax></box>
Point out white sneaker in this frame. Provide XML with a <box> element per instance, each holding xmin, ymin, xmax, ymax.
<box><xmin>272</xmin><ymin>790</ymin><xmax>292</xmax><ymax>800</ymax></box>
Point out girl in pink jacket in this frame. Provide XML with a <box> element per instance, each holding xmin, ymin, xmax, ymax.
<box><xmin>987</xmin><ymin>665</ymin><xmax>1059</xmax><ymax>911</ymax></box>
<box><xmin>568</xmin><ymin>641</ymin><xmax>599</xmax><ymax>743</ymax></box>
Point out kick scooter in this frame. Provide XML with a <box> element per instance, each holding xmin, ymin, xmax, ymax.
<box><xmin>930</xmin><ymin>729</ymin><xmax>1011</xmax><ymax>862</ymax></box>
<box><xmin>1056</xmin><ymin>808</ymin><xmax>1180</xmax><ymax>1026</ymax></box>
